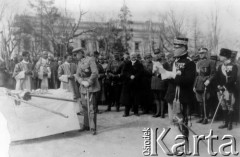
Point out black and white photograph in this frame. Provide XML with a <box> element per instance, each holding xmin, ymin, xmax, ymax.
<box><xmin>0</xmin><ymin>0</ymin><xmax>240</xmax><ymax>156</ymax></box>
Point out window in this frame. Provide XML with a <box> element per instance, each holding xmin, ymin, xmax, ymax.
<box><xmin>135</xmin><ymin>42</ymin><xmax>140</xmax><ymax>51</ymax></box>
<box><xmin>81</xmin><ymin>40</ymin><xmax>86</xmax><ymax>49</ymax></box>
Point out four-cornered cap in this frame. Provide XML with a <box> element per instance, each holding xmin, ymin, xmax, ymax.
<box><xmin>174</xmin><ymin>37</ymin><xmax>188</xmax><ymax>46</ymax></box>
<box><xmin>219</xmin><ymin>48</ymin><xmax>232</xmax><ymax>59</ymax></box>
<box><xmin>198</xmin><ymin>47</ymin><xmax>208</xmax><ymax>53</ymax></box>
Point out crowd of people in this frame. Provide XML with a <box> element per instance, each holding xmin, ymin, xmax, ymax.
<box><xmin>1</xmin><ymin>37</ymin><xmax>240</xmax><ymax>139</ymax></box>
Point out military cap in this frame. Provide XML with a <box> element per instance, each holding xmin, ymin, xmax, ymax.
<box><xmin>198</xmin><ymin>47</ymin><xmax>208</xmax><ymax>53</ymax></box>
<box><xmin>219</xmin><ymin>48</ymin><xmax>232</xmax><ymax>59</ymax></box>
<box><xmin>174</xmin><ymin>37</ymin><xmax>188</xmax><ymax>47</ymax></box>
<box><xmin>22</xmin><ymin>51</ymin><xmax>30</xmax><ymax>56</ymax></box>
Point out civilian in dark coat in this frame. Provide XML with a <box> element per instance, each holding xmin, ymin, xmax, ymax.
<box><xmin>141</xmin><ymin>53</ymin><xmax>153</xmax><ymax>114</ymax></box>
<box><xmin>121</xmin><ymin>52</ymin><xmax>144</xmax><ymax>117</ymax></box>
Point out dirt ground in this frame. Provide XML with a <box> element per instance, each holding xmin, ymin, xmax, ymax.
<box><xmin>9</xmin><ymin>106</ymin><xmax>240</xmax><ymax>157</ymax></box>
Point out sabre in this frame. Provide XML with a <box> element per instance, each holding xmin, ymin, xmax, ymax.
<box><xmin>175</xmin><ymin>116</ymin><xmax>208</xmax><ymax>147</ymax></box>
<box><xmin>7</xmin><ymin>94</ymin><xmax>69</xmax><ymax>118</ymax></box>
<box><xmin>203</xmin><ymin>87</ymin><xmax>208</xmax><ymax>120</ymax></box>
<box><xmin>209</xmin><ymin>94</ymin><xmax>223</xmax><ymax>129</ymax></box>
<box><xmin>86</xmin><ymin>88</ymin><xmax>91</xmax><ymax>131</ymax></box>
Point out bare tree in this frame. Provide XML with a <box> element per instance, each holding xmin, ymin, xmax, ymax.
<box><xmin>27</xmin><ymin>0</ymin><xmax>93</xmax><ymax>56</ymax></box>
<box><xmin>207</xmin><ymin>2</ymin><xmax>221</xmax><ymax>55</ymax></box>
<box><xmin>154</xmin><ymin>9</ymin><xmax>186</xmax><ymax>53</ymax></box>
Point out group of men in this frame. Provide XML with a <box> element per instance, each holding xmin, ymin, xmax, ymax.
<box><xmin>10</xmin><ymin>37</ymin><xmax>239</xmax><ymax>145</ymax></box>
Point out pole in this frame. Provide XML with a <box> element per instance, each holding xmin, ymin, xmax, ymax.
<box><xmin>210</xmin><ymin>94</ymin><xmax>223</xmax><ymax>129</ymax></box>
<box><xmin>203</xmin><ymin>87</ymin><xmax>207</xmax><ymax>120</ymax></box>
<box><xmin>86</xmin><ymin>88</ymin><xmax>91</xmax><ymax>131</ymax></box>
<box><xmin>30</xmin><ymin>94</ymin><xmax>77</xmax><ymax>102</ymax></box>
<box><xmin>8</xmin><ymin>95</ymin><xmax>69</xmax><ymax>118</ymax></box>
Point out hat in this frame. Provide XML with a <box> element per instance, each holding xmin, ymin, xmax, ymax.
<box><xmin>174</xmin><ymin>37</ymin><xmax>188</xmax><ymax>47</ymax></box>
<box><xmin>94</xmin><ymin>51</ymin><xmax>100</xmax><ymax>56</ymax></box>
<box><xmin>153</xmin><ymin>48</ymin><xmax>160</xmax><ymax>54</ymax></box>
<box><xmin>113</xmin><ymin>52</ymin><xmax>120</xmax><ymax>56</ymax></box>
<box><xmin>173</xmin><ymin>37</ymin><xmax>188</xmax><ymax>57</ymax></box>
<box><xmin>210</xmin><ymin>54</ymin><xmax>218</xmax><ymax>61</ymax></box>
<box><xmin>144</xmin><ymin>53</ymin><xmax>152</xmax><ymax>59</ymax></box>
<box><xmin>219</xmin><ymin>48</ymin><xmax>232</xmax><ymax>59</ymax></box>
<box><xmin>198</xmin><ymin>47</ymin><xmax>208</xmax><ymax>53</ymax></box>
<box><xmin>72</xmin><ymin>47</ymin><xmax>84</xmax><ymax>53</ymax></box>
<box><xmin>22</xmin><ymin>51</ymin><xmax>29</xmax><ymax>57</ymax></box>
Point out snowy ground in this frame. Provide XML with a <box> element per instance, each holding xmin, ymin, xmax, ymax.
<box><xmin>10</xmin><ymin>106</ymin><xmax>240</xmax><ymax>157</ymax></box>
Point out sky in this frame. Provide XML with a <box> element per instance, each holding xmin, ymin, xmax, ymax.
<box><xmin>2</xmin><ymin>0</ymin><xmax>240</xmax><ymax>54</ymax></box>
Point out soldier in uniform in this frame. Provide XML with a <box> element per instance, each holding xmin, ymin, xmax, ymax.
<box><xmin>161</xmin><ymin>37</ymin><xmax>196</xmax><ymax>153</ymax></box>
<box><xmin>75</xmin><ymin>51</ymin><xmax>100</xmax><ymax>135</ymax></box>
<box><xmin>231</xmin><ymin>51</ymin><xmax>240</xmax><ymax>123</ymax></box>
<box><xmin>105</xmin><ymin>52</ymin><xmax>122</xmax><ymax>112</ymax></box>
<box><xmin>216</xmin><ymin>48</ymin><xmax>238</xmax><ymax>130</ymax></box>
<box><xmin>193</xmin><ymin>48</ymin><xmax>216</xmax><ymax>124</ymax></box>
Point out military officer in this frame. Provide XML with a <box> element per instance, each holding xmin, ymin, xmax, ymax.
<box><xmin>105</xmin><ymin>52</ymin><xmax>122</xmax><ymax>112</ymax></box>
<box><xmin>193</xmin><ymin>47</ymin><xmax>216</xmax><ymax>124</ymax></box>
<box><xmin>161</xmin><ymin>37</ymin><xmax>196</xmax><ymax>154</ymax></box>
<box><xmin>216</xmin><ymin>48</ymin><xmax>238</xmax><ymax>130</ymax></box>
<box><xmin>75</xmin><ymin>51</ymin><xmax>100</xmax><ymax>135</ymax></box>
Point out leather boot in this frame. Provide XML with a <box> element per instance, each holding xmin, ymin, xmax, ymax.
<box><xmin>218</xmin><ymin>110</ymin><xmax>228</xmax><ymax>129</ymax></box>
<box><xmin>160</xmin><ymin>101</ymin><xmax>165</xmax><ymax>118</ymax></box>
<box><xmin>116</xmin><ymin>103</ymin><xmax>120</xmax><ymax>112</ymax></box>
<box><xmin>228</xmin><ymin>111</ymin><xmax>233</xmax><ymax>130</ymax></box>
<box><xmin>153</xmin><ymin>100</ymin><xmax>160</xmax><ymax>118</ymax></box>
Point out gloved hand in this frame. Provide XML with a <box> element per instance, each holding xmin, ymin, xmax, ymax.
<box><xmin>81</xmin><ymin>81</ymin><xmax>90</xmax><ymax>88</ymax></box>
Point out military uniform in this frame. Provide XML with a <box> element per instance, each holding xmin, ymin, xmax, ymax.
<box><xmin>162</xmin><ymin>38</ymin><xmax>196</xmax><ymax>153</ymax></box>
<box><xmin>194</xmin><ymin>48</ymin><xmax>216</xmax><ymax>124</ymax></box>
<box><xmin>106</xmin><ymin>57</ymin><xmax>122</xmax><ymax>111</ymax></box>
<box><xmin>75</xmin><ymin>56</ymin><xmax>100</xmax><ymax>134</ymax></box>
<box><xmin>216</xmin><ymin>48</ymin><xmax>238</xmax><ymax>130</ymax></box>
